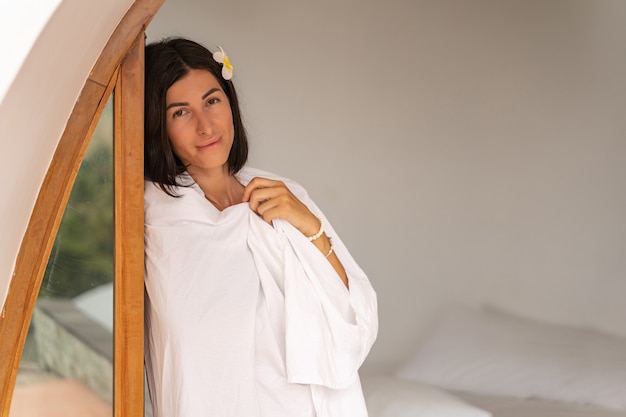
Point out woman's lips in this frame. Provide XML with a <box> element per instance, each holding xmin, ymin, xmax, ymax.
<box><xmin>197</xmin><ymin>137</ymin><xmax>221</xmax><ymax>149</ymax></box>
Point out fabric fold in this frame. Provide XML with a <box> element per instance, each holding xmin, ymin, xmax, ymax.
<box><xmin>145</xmin><ymin>167</ymin><xmax>377</xmax><ymax>417</ymax></box>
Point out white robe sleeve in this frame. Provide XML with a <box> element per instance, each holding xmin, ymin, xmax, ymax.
<box><xmin>273</xmin><ymin>201</ymin><xmax>378</xmax><ymax>390</ymax></box>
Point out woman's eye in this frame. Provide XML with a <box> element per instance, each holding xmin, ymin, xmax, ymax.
<box><xmin>206</xmin><ymin>97</ymin><xmax>220</xmax><ymax>106</ymax></box>
<box><xmin>172</xmin><ymin>109</ymin><xmax>186</xmax><ymax>118</ymax></box>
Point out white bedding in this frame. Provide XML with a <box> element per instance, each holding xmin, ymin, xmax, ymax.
<box><xmin>396</xmin><ymin>306</ymin><xmax>626</xmax><ymax>410</ymax></box>
<box><xmin>361</xmin><ymin>376</ymin><xmax>626</xmax><ymax>417</ymax></box>
<box><xmin>365</xmin><ymin>306</ymin><xmax>626</xmax><ymax>417</ymax></box>
<box><xmin>458</xmin><ymin>391</ymin><xmax>626</xmax><ymax>417</ymax></box>
<box><xmin>361</xmin><ymin>376</ymin><xmax>491</xmax><ymax>417</ymax></box>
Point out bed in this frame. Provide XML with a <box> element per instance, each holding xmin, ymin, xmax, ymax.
<box><xmin>361</xmin><ymin>306</ymin><xmax>626</xmax><ymax>417</ymax></box>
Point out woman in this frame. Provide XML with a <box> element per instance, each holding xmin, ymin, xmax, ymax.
<box><xmin>143</xmin><ymin>37</ymin><xmax>378</xmax><ymax>417</ymax></box>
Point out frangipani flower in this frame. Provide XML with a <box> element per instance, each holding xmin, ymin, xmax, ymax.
<box><xmin>212</xmin><ymin>46</ymin><xmax>233</xmax><ymax>80</ymax></box>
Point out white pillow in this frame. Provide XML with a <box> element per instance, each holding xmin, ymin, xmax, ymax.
<box><xmin>361</xmin><ymin>376</ymin><xmax>492</xmax><ymax>417</ymax></box>
<box><xmin>396</xmin><ymin>307</ymin><xmax>626</xmax><ymax>410</ymax></box>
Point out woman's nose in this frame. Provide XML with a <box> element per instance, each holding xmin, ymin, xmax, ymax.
<box><xmin>196</xmin><ymin>112</ymin><xmax>213</xmax><ymax>135</ymax></box>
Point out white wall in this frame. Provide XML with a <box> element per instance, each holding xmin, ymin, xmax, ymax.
<box><xmin>0</xmin><ymin>0</ymin><xmax>61</xmax><ymax>104</ymax></box>
<box><xmin>0</xmin><ymin>0</ymin><xmax>135</xmax><ymax>314</ymax></box>
<box><xmin>148</xmin><ymin>0</ymin><xmax>626</xmax><ymax>373</ymax></box>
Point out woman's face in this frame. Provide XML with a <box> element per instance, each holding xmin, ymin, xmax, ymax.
<box><xmin>165</xmin><ymin>69</ymin><xmax>234</xmax><ymax>175</ymax></box>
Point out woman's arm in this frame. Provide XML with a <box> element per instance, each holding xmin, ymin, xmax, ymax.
<box><xmin>242</xmin><ymin>176</ymin><xmax>349</xmax><ymax>288</ymax></box>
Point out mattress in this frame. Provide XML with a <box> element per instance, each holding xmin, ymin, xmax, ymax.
<box><xmin>361</xmin><ymin>375</ymin><xmax>626</xmax><ymax>417</ymax></box>
<box><xmin>458</xmin><ymin>391</ymin><xmax>626</xmax><ymax>417</ymax></box>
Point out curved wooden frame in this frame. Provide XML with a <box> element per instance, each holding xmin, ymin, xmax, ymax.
<box><xmin>0</xmin><ymin>0</ymin><xmax>164</xmax><ymax>415</ymax></box>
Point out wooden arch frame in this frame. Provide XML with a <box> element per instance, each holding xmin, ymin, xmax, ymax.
<box><xmin>0</xmin><ymin>0</ymin><xmax>164</xmax><ymax>415</ymax></box>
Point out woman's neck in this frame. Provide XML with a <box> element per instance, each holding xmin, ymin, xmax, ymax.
<box><xmin>188</xmin><ymin>166</ymin><xmax>245</xmax><ymax>211</ymax></box>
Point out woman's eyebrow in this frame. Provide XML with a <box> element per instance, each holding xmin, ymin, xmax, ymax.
<box><xmin>166</xmin><ymin>88</ymin><xmax>221</xmax><ymax>111</ymax></box>
<box><xmin>202</xmin><ymin>87</ymin><xmax>221</xmax><ymax>100</ymax></box>
<box><xmin>166</xmin><ymin>101</ymin><xmax>187</xmax><ymax>111</ymax></box>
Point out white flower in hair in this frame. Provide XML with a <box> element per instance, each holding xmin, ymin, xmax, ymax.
<box><xmin>212</xmin><ymin>46</ymin><xmax>233</xmax><ymax>80</ymax></box>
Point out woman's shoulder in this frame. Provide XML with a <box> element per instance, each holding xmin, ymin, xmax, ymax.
<box><xmin>144</xmin><ymin>175</ymin><xmax>205</xmax><ymax>221</ymax></box>
<box><xmin>144</xmin><ymin>174</ymin><xmax>196</xmax><ymax>201</ymax></box>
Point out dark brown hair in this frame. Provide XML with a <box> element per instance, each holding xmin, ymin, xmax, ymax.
<box><xmin>144</xmin><ymin>37</ymin><xmax>248</xmax><ymax>196</ymax></box>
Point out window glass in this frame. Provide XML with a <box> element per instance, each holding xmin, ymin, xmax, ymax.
<box><xmin>11</xmin><ymin>96</ymin><xmax>114</xmax><ymax>416</ymax></box>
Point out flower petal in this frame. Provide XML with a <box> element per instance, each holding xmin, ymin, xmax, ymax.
<box><xmin>222</xmin><ymin>66</ymin><xmax>233</xmax><ymax>80</ymax></box>
<box><xmin>212</xmin><ymin>50</ymin><xmax>224</xmax><ymax>64</ymax></box>
<box><xmin>213</xmin><ymin>46</ymin><xmax>233</xmax><ymax>80</ymax></box>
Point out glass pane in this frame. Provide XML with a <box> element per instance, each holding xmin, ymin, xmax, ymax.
<box><xmin>11</xmin><ymin>97</ymin><xmax>114</xmax><ymax>416</ymax></box>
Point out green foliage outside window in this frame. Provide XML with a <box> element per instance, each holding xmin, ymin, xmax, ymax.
<box><xmin>40</xmin><ymin>101</ymin><xmax>114</xmax><ymax>298</ymax></box>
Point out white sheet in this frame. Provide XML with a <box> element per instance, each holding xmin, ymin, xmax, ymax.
<box><xmin>360</xmin><ymin>376</ymin><xmax>626</xmax><ymax>417</ymax></box>
<box><xmin>144</xmin><ymin>167</ymin><xmax>378</xmax><ymax>417</ymax></box>
<box><xmin>458</xmin><ymin>391</ymin><xmax>626</xmax><ymax>417</ymax></box>
<box><xmin>361</xmin><ymin>376</ymin><xmax>491</xmax><ymax>417</ymax></box>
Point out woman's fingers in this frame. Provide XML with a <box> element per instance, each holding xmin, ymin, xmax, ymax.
<box><xmin>243</xmin><ymin>178</ymin><xmax>283</xmax><ymax>214</ymax></box>
<box><xmin>242</xmin><ymin>177</ymin><xmax>279</xmax><ymax>202</ymax></box>
<box><xmin>243</xmin><ymin>177</ymin><xmax>319</xmax><ymax>236</ymax></box>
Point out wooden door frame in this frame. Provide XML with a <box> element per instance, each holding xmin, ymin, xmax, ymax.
<box><xmin>0</xmin><ymin>0</ymin><xmax>164</xmax><ymax>415</ymax></box>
